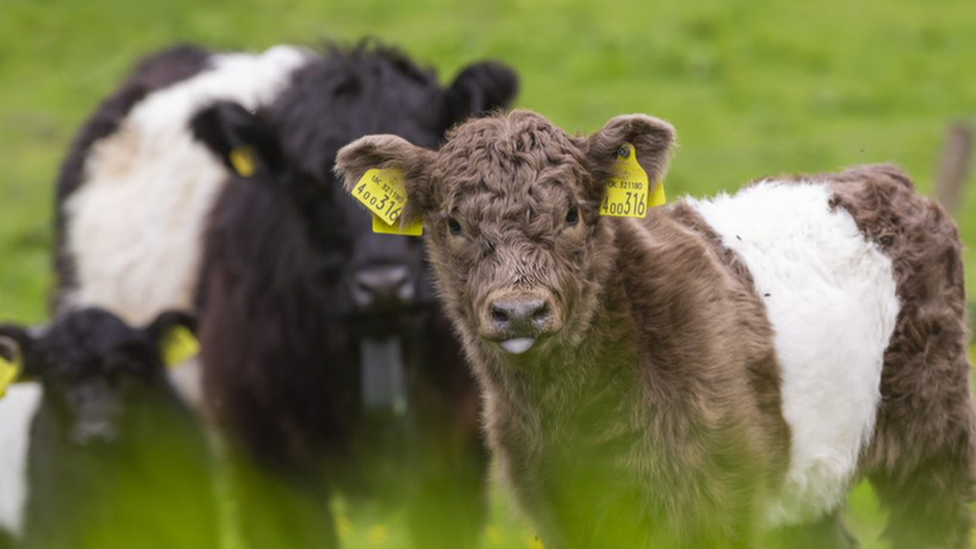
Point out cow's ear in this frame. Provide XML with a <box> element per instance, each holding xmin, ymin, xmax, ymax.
<box><xmin>585</xmin><ymin>114</ymin><xmax>676</xmax><ymax>198</ymax></box>
<box><xmin>190</xmin><ymin>101</ymin><xmax>284</xmax><ymax>180</ymax></box>
<box><xmin>444</xmin><ymin>61</ymin><xmax>519</xmax><ymax>127</ymax></box>
<box><xmin>0</xmin><ymin>324</ymin><xmax>35</xmax><ymax>379</ymax></box>
<box><xmin>335</xmin><ymin>135</ymin><xmax>437</xmax><ymax>219</ymax></box>
<box><xmin>145</xmin><ymin>311</ymin><xmax>199</xmax><ymax>368</ymax></box>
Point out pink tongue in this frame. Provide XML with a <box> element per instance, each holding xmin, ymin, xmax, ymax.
<box><xmin>501</xmin><ymin>338</ymin><xmax>536</xmax><ymax>355</ymax></box>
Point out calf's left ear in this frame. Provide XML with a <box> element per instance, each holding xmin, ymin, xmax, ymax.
<box><xmin>0</xmin><ymin>324</ymin><xmax>34</xmax><ymax>379</ymax></box>
<box><xmin>190</xmin><ymin>101</ymin><xmax>284</xmax><ymax>179</ymax></box>
<box><xmin>335</xmin><ymin>135</ymin><xmax>437</xmax><ymax>218</ymax></box>
<box><xmin>585</xmin><ymin>114</ymin><xmax>677</xmax><ymax>196</ymax></box>
<box><xmin>444</xmin><ymin>61</ymin><xmax>519</xmax><ymax>126</ymax></box>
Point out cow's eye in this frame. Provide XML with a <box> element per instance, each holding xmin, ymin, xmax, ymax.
<box><xmin>565</xmin><ymin>206</ymin><xmax>580</xmax><ymax>226</ymax></box>
<box><xmin>447</xmin><ymin>217</ymin><xmax>463</xmax><ymax>236</ymax></box>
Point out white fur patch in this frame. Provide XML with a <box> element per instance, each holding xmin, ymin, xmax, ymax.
<box><xmin>0</xmin><ymin>383</ymin><xmax>41</xmax><ymax>536</ymax></box>
<box><xmin>688</xmin><ymin>181</ymin><xmax>900</xmax><ymax>527</ymax></box>
<box><xmin>62</xmin><ymin>46</ymin><xmax>312</xmax><ymax>326</ymax></box>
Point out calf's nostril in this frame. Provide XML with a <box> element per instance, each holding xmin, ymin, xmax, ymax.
<box><xmin>491</xmin><ymin>306</ymin><xmax>510</xmax><ymax>325</ymax></box>
<box><xmin>532</xmin><ymin>302</ymin><xmax>550</xmax><ymax>324</ymax></box>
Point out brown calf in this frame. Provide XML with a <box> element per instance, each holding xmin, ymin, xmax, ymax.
<box><xmin>337</xmin><ymin>110</ymin><xmax>975</xmax><ymax>549</ymax></box>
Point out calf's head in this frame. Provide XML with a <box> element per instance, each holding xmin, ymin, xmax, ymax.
<box><xmin>337</xmin><ymin>111</ymin><xmax>675</xmax><ymax>358</ymax></box>
<box><xmin>192</xmin><ymin>45</ymin><xmax>518</xmax><ymax>335</ymax></box>
<box><xmin>0</xmin><ymin>308</ymin><xmax>195</xmax><ymax>445</ymax></box>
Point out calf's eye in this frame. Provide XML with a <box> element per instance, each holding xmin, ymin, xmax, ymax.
<box><xmin>447</xmin><ymin>217</ymin><xmax>463</xmax><ymax>236</ymax></box>
<box><xmin>565</xmin><ymin>206</ymin><xmax>580</xmax><ymax>226</ymax></box>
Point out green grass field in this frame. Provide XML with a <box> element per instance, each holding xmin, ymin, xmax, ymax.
<box><xmin>1</xmin><ymin>0</ymin><xmax>974</xmax><ymax>547</ymax></box>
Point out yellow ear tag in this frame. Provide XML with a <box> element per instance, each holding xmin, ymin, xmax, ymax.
<box><xmin>649</xmin><ymin>173</ymin><xmax>667</xmax><ymax>208</ymax></box>
<box><xmin>372</xmin><ymin>214</ymin><xmax>423</xmax><ymax>236</ymax></box>
<box><xmin>600</xmin><ymin>143</ymin><xmax>665</xmax><ymax>218</ymax></box>
<box><xmin>0</xmin><ymin>354</ymin><xmax>21</xmax><ymax>399</ymax></box>
<box><xmin>352</xmin><ymin>169</ymin><xmax>422</xmax><ymax>237</ymax></box>
<box><xmin>230</xmin><ymin>146</ymin><xmax>256</xmax><ymax>177</ymax></box>
<box><xmin>162</xmin><ymin>326</ymin><xmax>200</xmax><ymax>369</ymax></box>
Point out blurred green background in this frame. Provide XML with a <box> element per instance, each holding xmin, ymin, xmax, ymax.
<box><xmin>0</xmin><ymin>0</ymin><xmax>973</xmax><ymax>547</ymax></box>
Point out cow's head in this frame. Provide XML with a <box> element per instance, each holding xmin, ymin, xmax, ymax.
<box><xmin>191</xmin><ymin>44</ymin><xmax>518</xmax><ymax>336</ymax></box>
<box><xmin>0</xmin><ymin>308</ymin><xmax>195</xmax><ymax>445</ymax></box>
<box><xmin>337</xmin><ymin>110</ymin><xmax>675</xmax><ymax>361</ymax></box>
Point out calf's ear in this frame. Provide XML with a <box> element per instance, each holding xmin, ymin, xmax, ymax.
<box><xmin>335</xmin><ymin>135</ymin><xmax>437</xmax><ymax>218</ymax></box>
<box><xmin>444</xmin><ymin>61</ymin><xmax>519</xmax><ymax>126</ymax></box>
<box><xmin>145</xmin><ymin>311</ymin><xmax>199</xmax><ymax>368</ymax></box>
<box><xmin>0</xmin><ymin>324</ymin><xmax>35</xmax><ymax>378</ymax></box>
<box><xmin>585</xmin><ymin>114</ymin><xmax>677</xmax><ymax>196</ymax></box>
<box><xmin>190</xmin><ymin>100</ymin><xmax>284</xmax><ymax>180</ymax></box>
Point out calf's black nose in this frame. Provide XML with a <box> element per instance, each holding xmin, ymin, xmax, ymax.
<box><xmin>352</xmin><ymin>265</ymin><xmax>415</xmax><ymax>309</ymax></box>
<box><xmin>490</xmin><ymin>298</ymin><xmax>551</xmax><ymax>336</ymax></box>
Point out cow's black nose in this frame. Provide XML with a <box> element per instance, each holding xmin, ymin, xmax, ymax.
<box><xmin>352</xmin><ymin>265</ymin><xmax>415</xmax><ymax>309</ymax></box>
<box><xmin>490</xmin><ymin>298</ymin><xmax>551</xmax><ymax>336</ymax></box>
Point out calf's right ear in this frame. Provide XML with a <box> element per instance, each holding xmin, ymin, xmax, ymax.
<box><xmin>190</xmin><ymin>100</ymin><xmax>284</xmax><ymax>179</ymax></box>
<box><xmin>335</xmin><ymin>135</ymin><xmax>437</xmax><ymax>220</ymax></box>
<box><xmin>145</xmin><ymin>311</ymin><xmax>199</xmax><ymax>368</ymax></box>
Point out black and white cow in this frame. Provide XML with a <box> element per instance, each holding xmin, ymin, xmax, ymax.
<box><xmin>0</xmin><ymin>308</ymin><xmax>218</xmax><ymax>549</ymax></box>
<box><xmin>53</xmin><ymin>42</ymin><xmax>518</xmax><ymax>548</ymax></box>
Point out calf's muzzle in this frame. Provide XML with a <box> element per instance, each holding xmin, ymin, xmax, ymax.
<box><xmin>482</xmin><ymin>292</ymin><xmax>558</xmax><ymax>355</ymax></box>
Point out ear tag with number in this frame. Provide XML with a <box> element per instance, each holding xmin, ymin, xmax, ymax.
<box><xmin>352</xmin><ymin>169</ymin><xmax>423</xmax><ymax>237</ymax></box>
<box><xmin>0</xmin><ymin>354</ymin><xmax>21</xmax><ymax>399</ymax></box>
<box><xmin>230</xmin><ymin>146</ymin><xmax>256</xmax><ymax>177</ymax></box>
<box><xmin>162</xmin><ymin>326</ymin><xmax>200</xmax><ymax>369</ymax></box>
<box><xmin>600</xmin><ymin>143</ymin><xmax>666</xmax><ymax>218</ymax></box>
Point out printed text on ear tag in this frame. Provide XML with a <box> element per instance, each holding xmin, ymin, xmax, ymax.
<box><xmin>230</xmin><ymin>146</ymin><xmax>256</xmax><ymax>177</ymax></box>
<box><xmin>163</xmin><ymin>326</ymin><xmax>200</xmax><ymax>369</ymax></box>
<box><xmin>600</xmin><ymin>143</ymin><xmax>665</xmax><ymax>218</ymax></box>
<box><xmin>352</xmin><ymin>169</ymin><xmax>412</xmax><ymax>227</ymax></box>
<box><xmin>372</xmin><ymin>214</ymin><xmax>423</xmax><ymax>237</ymax></box>
<box><xmin>0</xmin><ymin>354</ymin><xmax>20</xmax><ymax>399</ymax></box>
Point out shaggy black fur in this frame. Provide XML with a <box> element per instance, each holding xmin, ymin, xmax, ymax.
<box><xmin>190</xmin><ymin>43</ymin><xmax>518</xmax><ymax>549</ymax></box>
<box><xmin>52</xmin><ymin>44</ymin><xmax>212</xmax><ymax>311</ymax></box>
<box><xmin>0</xmin><ymin>308</ymin><xmax>218</xmax><ymax>549</ymax></box>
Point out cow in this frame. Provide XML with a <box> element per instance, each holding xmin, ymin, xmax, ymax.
<box><xmin>54</xmin><ymin>41</ymin><xmax>518</xmax><ymax>548</ymax></box>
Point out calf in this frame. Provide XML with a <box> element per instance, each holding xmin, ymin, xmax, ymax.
<box><xmin>54</xmin><ymin>41</ymin><xmax>518</xmax><ymax>548</ymax></box>
<box><xmin>337</xmin><ymin>110</ymin><xmax>976</xmax><ymax>549</ymax></box>
<box><xmin>0</xmin><ymin>308</ymin><xmax>218</xmax><ymax>549</ymax></box>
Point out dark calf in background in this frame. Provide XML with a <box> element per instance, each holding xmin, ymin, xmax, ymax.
<box><xmin>0</xmin><ymin>308</ymin><xmax>219</xmax><ymax>549</ymax></box>
<box><xmin>190</xmin><ymin>45</ymin><xmax>518</xmax><ymax>548</ymax></box>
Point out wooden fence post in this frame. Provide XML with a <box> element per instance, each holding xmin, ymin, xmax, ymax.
<box><xmin>934</xmin><ymin>121</ymin><xmax>974</xmax><ymax>215</ymax></box>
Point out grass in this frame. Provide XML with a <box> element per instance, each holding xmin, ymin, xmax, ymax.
<box><xmin>0</xmin><ymin>0</ymin><xmax>974</xmax><ymax>547</ymax></box>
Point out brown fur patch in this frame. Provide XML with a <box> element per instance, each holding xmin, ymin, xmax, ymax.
<box><xmin>829</xmin><ymin>165</ymin><xmax>974</xmax><ymax>547</ymax></box>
